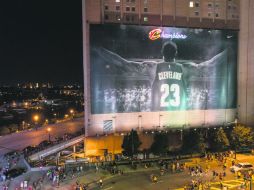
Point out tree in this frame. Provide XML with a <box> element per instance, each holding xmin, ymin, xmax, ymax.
<box><xmin>121</xmin><ymin>129</ymin><xmax>141</xmax><ymax>157</ymax></box>
<box><xmin>209</xmin><ymin>128</ymin><xmax>230</xmax><ymax>152</ymax></box>
<box><xmin>0</xmin><ymin>126</ymin><xmax>10</xmax><ymax>136</ymax></box>
<box><xmin>181</xmin><ymin>129</ymin><xmax>206</xmax><ymax>154</ymax></box>
<box><xmin>231</xmin><ymin>125</ymin><xmax>253</xmax><ymax>152</ymax></box>
<box><xmin>8</xmin><ymin>124</ymin><xmax>19</xmax><ymax>132</ymax></box>
<box><xmin>150</xmin><ymin>133</ymin><xmax>168</xmax><ymax>156</ymax></box>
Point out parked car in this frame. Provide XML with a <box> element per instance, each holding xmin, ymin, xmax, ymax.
<box><xmin>230</xmin><ymin>163</ymin><xmax>254</xmax><ymax>173</ymax></box>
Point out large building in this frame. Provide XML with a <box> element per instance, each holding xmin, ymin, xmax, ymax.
<box><xmin>82</xmin><ymin>0</ymin><xmax>254</xmax><ymax>137</ymax></box>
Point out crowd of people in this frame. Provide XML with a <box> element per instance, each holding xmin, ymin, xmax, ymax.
<box><xmin>100</xmin><ymin>85</ymin><xmax>152</xmax><ymax>113</ymax></box>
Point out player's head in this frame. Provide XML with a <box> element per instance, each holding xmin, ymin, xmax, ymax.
<box><xmin>161</xmin><ymin>41</ymin><xmax>177</xmax><ymax>62</ymax></box>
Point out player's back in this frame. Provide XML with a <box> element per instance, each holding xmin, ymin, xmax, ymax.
<box><xmin>152</xmin><ymin>61</ymin><xmax>186</xmax><ymax>111</ymax></box>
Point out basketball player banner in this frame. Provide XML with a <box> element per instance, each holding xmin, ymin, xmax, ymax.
<box><xmin>90</xmin><ymin>25</ymin><xmax>238</xmax><ymax>115</ymax></box>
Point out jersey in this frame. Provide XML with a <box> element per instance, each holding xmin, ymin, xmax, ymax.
<box><xmin>152</xmin><ymin>61</ymin><xmax>187</xmax><ymax>111</ymax></box>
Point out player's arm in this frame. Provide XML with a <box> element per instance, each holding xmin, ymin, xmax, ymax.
<box><xmin>181</xmin><ymin>50</ymin><xmax>227</xmax><ymax>80</ymax></box>
<box><xmin>197</xmin><ymin>50</ymin><xmax>227</xmax><ymax>68</ymax></box>
<box><xmin>94</xmin><ymin>47</ymin><xmax>149</xmax><ymax>70</ymax></box>
<box><xmin>93</xmin><ymin>47</ymin><xmax>157</xmax><ymax>81</ymax></box>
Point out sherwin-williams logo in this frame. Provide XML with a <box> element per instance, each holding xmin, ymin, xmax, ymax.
<box><xmin>149</xmin><ymin>28</ymin><xmax>187</xmax><ymax>40</ymax></box>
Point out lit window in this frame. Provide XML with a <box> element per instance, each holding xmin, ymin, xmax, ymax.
<box><xmin>144</xmin><ymin>17</ymin><xmax>148</xmax><ymax>22</ymax></box>
<box><xmin>144</xmin><ymin>7</ymin><xmax>148</xmax><ymax>12</ymax></box>
<box><xmin>132</xmin><ymin>7</ymin><xmax>135</xmax><ymax>11</ymax></box>
<box><xmin>189</xmin><ymin>1</ymin><xmax>194</xmax><ymax>7</ymax></box>
<box><xmin>126</xmin><ymin>6</ymin><xmax>130</xmax><ymax>11</ymax></box>
<box><xmin>116</xmin><ymin>0</ymin><xmax>120</xmax><ymax>2</ymax></box>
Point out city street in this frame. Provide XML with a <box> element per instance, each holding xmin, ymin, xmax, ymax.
<box><xmin>0</xmin><ymin>118</ymin><xmax>84</xmax><ymax>156</ymax></box>
<box><xmin>73</xmin><ymin>154</ymin><xmax>254</xmax><ymax>190</ymax></box>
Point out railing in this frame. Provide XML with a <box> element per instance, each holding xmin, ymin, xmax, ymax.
<box><xmin>28</xmin><ymin>135</ymin><xmax>85</xmax><ymax>161</ymax></box>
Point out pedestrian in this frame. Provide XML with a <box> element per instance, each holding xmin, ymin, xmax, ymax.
<box><xmin>99</xmin><ymin>178</ymin><xmax>103</xmax><ymax>188</ymax></box>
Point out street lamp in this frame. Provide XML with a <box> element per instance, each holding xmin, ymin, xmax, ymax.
<box><xmin>69</xmin><ymin>109</ymin><xmax>74</xmax><ymax>118</ymax></box>
<box><xmin>33</xmin><ymin>115</ymin><xmax>39</xmax><ymax>123</ymax></box>
<box><xmin>33</xmin><ymin>114</ymin><xmax>40</xmax><ymax>130</ymax></box>
<box><xmin>47</xmin><ymin>127</ymin><xmax>51</xmax><ymax>142</ymax></box>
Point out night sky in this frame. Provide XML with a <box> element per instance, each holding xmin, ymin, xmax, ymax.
<box><xmin>0</xmin><ymin>0</ymin><xmax>83</xmax><ymax>85</ymax></box>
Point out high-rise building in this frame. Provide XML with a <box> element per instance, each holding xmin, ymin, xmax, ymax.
<box><xmin>83</xmin><ymin>0</ymin><xmax>254</xmax><ymax>136</ymax></box>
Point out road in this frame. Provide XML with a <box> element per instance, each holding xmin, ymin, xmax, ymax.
<box><xmin>88</xmin><ymin>155</ymin><xmax>254</xmax><ymax>190</ymax></box>
<box><xmin>0</xmin><ymin>117</ymin><xmax>84</xmax><ymax>156</ymax></box>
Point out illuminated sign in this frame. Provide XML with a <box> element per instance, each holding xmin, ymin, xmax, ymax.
<box><xmin>149</xmin><ymin>28</ymin><xmax>162</xmax><ymax>40</ymax></box>
<box><xmin>149</xmin><ymin>28</ymin><xmax>187</xmax><ymax>40</ymax></box>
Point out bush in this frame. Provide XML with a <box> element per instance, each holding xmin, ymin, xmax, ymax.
<box><xmin>0</xmin><ymin>126</ymin><xmax>10</xmax><ymax>135</ymax></box>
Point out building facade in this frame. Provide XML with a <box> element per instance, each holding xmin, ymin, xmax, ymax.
<box><xmin>83</xmin><ymin>0</ymin><xmax>254</xmax><ymax>136</ymax></box>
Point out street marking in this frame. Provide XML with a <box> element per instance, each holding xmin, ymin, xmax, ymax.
<box><xmin>175</xmin><ymin>179</ymin><xmax>246</xmax><ymax>190</ymax></box>
<box><xmin>103</xmin><ymin>187</ymin><xmax>113</xmax><ymax>190</ymax></box>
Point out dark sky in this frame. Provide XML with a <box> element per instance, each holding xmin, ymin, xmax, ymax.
<box><xmin>0</xmin><ymin>0</ymin><xmax>83</xmax><ymax>85</ymax></box>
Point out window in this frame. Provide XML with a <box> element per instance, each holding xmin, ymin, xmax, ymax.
<box><xmin>126</xmin><ymin>6</ymin><xmax>130</xmax><ymax>11</ymax></box>
<box><xmin>215</xmin><ymin>13</ymin><xmax>219</xmax><ymax>17</ymax></box>
<box><xmin>104</xmin><ymin>14</ymin><xmax>109</xmax><ymax>20</ymax></box>
<box><xmin>132</xmin><ymin>7</ymin><xmax>135</xmax><ymax>12</ymax></box>
<box><xmin>144</xmin><ymin>0</ymin><xmax>148</xmax><ymax>3</ymax></box>
<box><xmin>232</xmin><ymin>14</ymin><xmax>235</xmax><ymax>18</ymax></box>
<box><xmin>228</xmin><ymin>5</ymin><xmax>231</xmax><ymax>9</ymax></box>
<box><xmin>215</xmin><ymin>4</ymin><xmax>219</xmax><ymax>8</ymax></box>
<box><xmin>131</xmin><ymin>0</ymin><xmax>135</xmax><ymax>2</ymax></box>
<box><xmin>116</xmin><ymin>6</ymin><xmax>120</xmax><ymax>11</ymax></box>
<box><xmin>126</xmin><ymin>15</ymin><xmax>130</xmax><ymax>21</ymax></box>
<box><xmin>189</xmin><ymin>1</ymin><xmax>194</xmax><ymax>7</ymax></box>
<box><xmin>208</xmin><ymin>3</ymin><xmax>212</xmax><ymax>8</ymax></box>
<box><xmin>116</xmin><ymin>0</ymin><xmax>120</xmax><ymax>2</ymax></box>
<box><xmin>144</xmin><ymin>17</ymin><xmax>148</xmax><ymax>22</ymax></box>
<box><xmin>144</xmin><ymin>7</ymin><xmax>148</xmax><ymax>12</ymax></box>
<box><xmin>104</xmin><ymin>5</ymin><xmax>108</xmax><ymax>10</ymax></box>
<box><xmin>131</xmin><ymin>16</ymin><xmax>134</xmax><ymax>22</ymax></box>
<box><xmin>195</xmin><ymin>2</ymin><xmax>199</xmax><ymax>7</ymax></box>
<box><xmin>208</xmin><ymin>12</ymin><xmax>211</xmax><ymax>17</ymax></box>
<box><xmin>126</xmin><ymin>0</ymin><xmax>129</xmax><ymax>2</ymax></box>
<box><xmin>195</xmin><ymin>11</ymin><xmax>199</xmax><ymax>16</ymax></box>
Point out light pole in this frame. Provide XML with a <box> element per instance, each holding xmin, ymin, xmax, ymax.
<box><xmin>159</xmin><ymin>114</ymin><xmax>163</xmax><ymax>129</ymax></box>
<box><xmin>47</xmin><ymin>127</ymin><xmax>51</xmax><ymax>142</ymax></box>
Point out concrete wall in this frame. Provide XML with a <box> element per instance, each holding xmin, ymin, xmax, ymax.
<box><xmin>88</xmin><ymin>110</ymin><xmax>236</xmax><ymax>136</ymax></box>
<box><xmin>238</xmin><ymin>0</ymin><xmax>254</xmax><ymax>126</ymax></box>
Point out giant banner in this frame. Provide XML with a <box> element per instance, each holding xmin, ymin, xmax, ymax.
<box><xmin>90</xmin><ymin>25</ymin><xmax>238</xmax><ymax>114</ymax></box>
